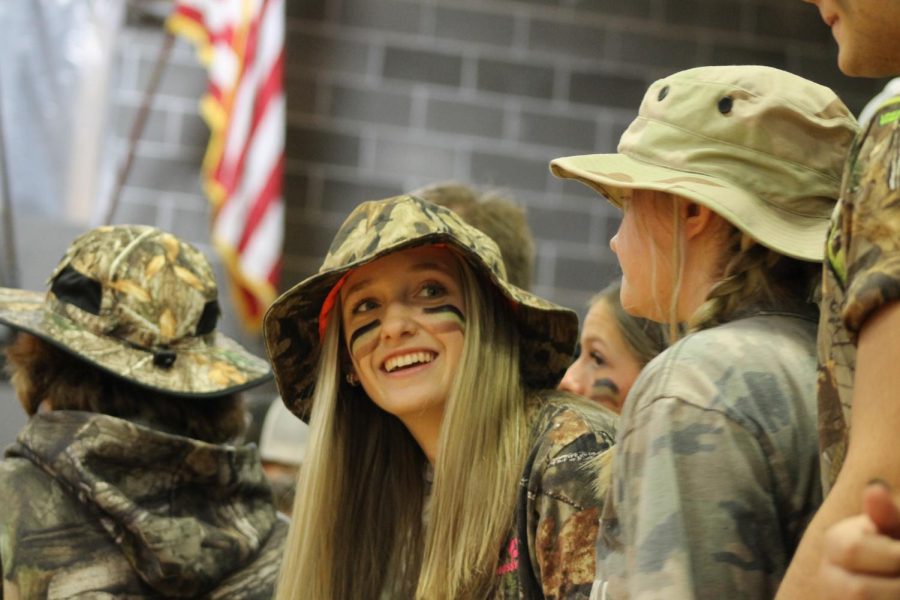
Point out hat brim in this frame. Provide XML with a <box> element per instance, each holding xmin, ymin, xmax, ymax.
<box><xmin>265</xmin><ymin>233</ymin><xmax>578</xmax><ymax>421</ymax></box>
<box><xmin>551</xmin><ymin>153</ymin><xmax>830</xmax><ymax>262</ymax></box>
<box><xmin>0</xmin><ymin>288</ymin><xmax>271</xmax><ymax>398</ymax></box>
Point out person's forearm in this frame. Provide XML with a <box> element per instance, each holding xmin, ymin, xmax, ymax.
<box><xmin>777</xmin><ymin>480</ymin><xmax>859</xmax><ymax>598</ymax></box>
<box><xmin>781</xmin><ymin>304</ymin><xmax>900</xmax><ymax>597</ymax></box>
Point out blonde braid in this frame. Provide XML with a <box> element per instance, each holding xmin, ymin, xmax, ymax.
<box><xmin>688</xmin><ymin>226</ymin><xmax>808</xmax><ymax>333</ymax></box>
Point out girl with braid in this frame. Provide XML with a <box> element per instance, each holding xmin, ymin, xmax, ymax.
<box><xmin>551</xmin><ymin>66</ymin><xmax>858</xmax><ymax>599</ymax></box>
<box><xmin>264</xmin><ymin>194</ymin><xmax>617</xmax><ymax>599</ymax></box>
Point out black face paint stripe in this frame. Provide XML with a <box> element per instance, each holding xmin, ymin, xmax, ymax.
<box><xmin>422</xmin><ymin>304</ymin><xmax>465</xmax><ymax>322</ymax></box>
<box><xmin>349</xmin><ymin>319</ymin><xmax>381</xmax><ymax>347</ymax></box>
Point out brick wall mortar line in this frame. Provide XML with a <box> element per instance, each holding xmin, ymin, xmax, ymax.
<box><xmin>287</xmin><ymin>91</ymin><xmax>637</xmax><ymax>135</ymax></box>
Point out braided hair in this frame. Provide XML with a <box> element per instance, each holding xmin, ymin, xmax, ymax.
<box><xmin>687</xmin><ymin>225</ymin><xmax>820</xmax><ymax>333</ymax></box>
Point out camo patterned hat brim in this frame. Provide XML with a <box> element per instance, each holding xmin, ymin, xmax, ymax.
<box><xmin>264</xmin><ymin>195</ymin><xmax>578</xmax><ymax>421</ymax></box>
<box><xmin>0</xmin><ymin>226</ymin><xmax>270</xmax><ymax>397</ymax></box>
<box><xmin>551</xmin><ymin>65</ymin><xmax>858</xmax><ymax>262</ymax></box>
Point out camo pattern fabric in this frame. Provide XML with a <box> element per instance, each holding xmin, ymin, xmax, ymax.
<box><xmin>0</xmin><ymin>225</ymin><xmax>270</xmax><ymax>396</ymax></box>
<box><xmin>494</xmin><ymin>395</ymin><xmax>618</xmax><ymax>599</ymax></box>
<box><xmin>819</xmin><ymin>95</ymin><xmax>900</xmax><ymax>493</ymax></box>
<box><xmin>596</xmin><ymin>314</ymin><xmax>822</xmax><ymax>599</ymax></box>
<box><xmin>264</xmin><ymin>195</ymin><xmax>579</xmax><ymax>421</ymax></box>
<box><xmin>0</xmin><ymin>411</ymin><xmax>286</xmax><ymax>599</ymax></box>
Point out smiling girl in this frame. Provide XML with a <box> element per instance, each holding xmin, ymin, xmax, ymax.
<box><xmin>264</xmin><ymin>195</ymin><xmax>616</xmax><ymax>599</ymax></box>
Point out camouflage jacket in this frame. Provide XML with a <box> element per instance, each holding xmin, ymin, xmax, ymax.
<box><xmin>495</xmin><ymin>398</ymin><xmax>617</xmax><ymax>599</ymax></box>
<box><xmin>0</xmin><ymin>411</ymin><xmax>287</xmax><ymax>599</ymax></box>
<box><xmin>819</xmin><ymin>94</ymin><xmax>900</xmax><ymax>493</ymax></box>
<box><xmin>597</xmin><ymin>314</ymin><xmax>822</xmax><ymax>599</ymax></box>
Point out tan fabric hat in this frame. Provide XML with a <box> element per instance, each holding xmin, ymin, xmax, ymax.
<box><xmin>0</xmin><ymin>225</ymin><xmax>271</xmax><ymax>397</ymax></box>
<box><xmin>550</xmin><ymin>65</ymin><xmax>858</xmax><ymax>261</ymax></box>
<box><xmin>264</xmin><ymin>195</ymin><xmax>578</xmax><ymax>421</ymax></box>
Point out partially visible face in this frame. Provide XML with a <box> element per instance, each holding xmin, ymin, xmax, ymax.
<box><xmin>339</xmin><ymin>246</ymin><xmax>466</xmax><ymax>425</ymax></box>
<box><xmin>558</xmin><ymin>300</ymin><xmax>643</xmax><ymax>413</ymax></box>
<box><xmin>609</xmin><ymin>189</ymin><xmax>676</xmax><ymax>322</ymax></box>
<box><xmin>803</xmin><ymin>0</ymin><xmax>900</xmax><ymax>76</ymax></box>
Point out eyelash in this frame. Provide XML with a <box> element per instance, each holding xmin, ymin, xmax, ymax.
<box><xmin>418</xmin><ymin>281</ymin><xmax>447</xmax><ymax>298</ymax></box>
<box><xmin>590</xmin><ymin>352</ymin><xmax>606</xmax><ymax>367</ymax></box>
<box><xmin>350</xmin><ymin>281</ymin><xmax>448</xmax><ymax>314</ymax></box>
<box><xmin>352</xmin><ymin>299</ymin><xmax>378</xmax><ymax>315</ymax></box>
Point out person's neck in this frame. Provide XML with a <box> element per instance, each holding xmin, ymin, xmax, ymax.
<box><xmin>400</xmin><ymin>404</ymin><xmax>444</xmax><ymax>464</ymax></box>
<box><xmin>675</xmin><ymin>237</ymin><xmax>725</xmax><ymax>321</ymax></box>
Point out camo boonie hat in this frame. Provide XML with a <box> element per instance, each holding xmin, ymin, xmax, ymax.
<box><xmin>264</xmin><ymin>195</ymin><xmax>578</xmax><ymax>421</ymax></box>
<box><xmin>0</xmin><ymin>225</ymin><xmax>270</xmax><ymax>397</ymax></box>
<box><xmin>551</xmin><ymin>65</ymin><xmax>858</xmax><ymax>261</ymax></box>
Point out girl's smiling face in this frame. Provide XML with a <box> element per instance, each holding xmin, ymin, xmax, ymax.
<box><xmin>339</xmin><ymin>245</ymin><xmax>466</xmax><ymax>426</ymax></box>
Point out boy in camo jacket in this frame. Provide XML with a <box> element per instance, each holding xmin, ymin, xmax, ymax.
<box><xmin>0</xmin><ymin>226</ymin><xmax>285</xmax><ymax>599</ymax></box>
<box><xmin>552</xmin><ymin>65</ymin><xmax>858</xmax><ymax>599</ymax></box>
<box><xmin>777</xmin><ymin>1</ymin><xmax>900</xmax><ymax>598</ymax></box>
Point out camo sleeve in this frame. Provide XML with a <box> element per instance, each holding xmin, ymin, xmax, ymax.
<box><xmin>616</xmin><ymin>397</ymin><xmax>785</xmax><ymax>599</ymax></box>
<box><xmin>837</xmin><ymin>98</ymin><xmax>900</xmax><ymax>336</ymax></box>
<box><xmin>521</xmin><ymin>403</ymin><xmax>616</xmax><ymax>599</ymax></box>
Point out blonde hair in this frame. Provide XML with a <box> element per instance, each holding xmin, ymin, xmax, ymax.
<box><xmin>688</xmin><ymin>225</ymin><xmax>820</xmax><ymax>331</ymax></box>
<box><xmin>276</xmin><ymin>255</ymin><xmax>534</xmax><ymax>599</ymax></box>
<box><xmin>635</xmin><ymin>191</ymin><xmax>820</xmax><ymax>335</ymax></box>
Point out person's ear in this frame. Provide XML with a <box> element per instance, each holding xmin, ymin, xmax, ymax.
<box><xmin>682</xmin><ymin>201</ymin><xmax>717</xmax><ymax>241</ymax></box>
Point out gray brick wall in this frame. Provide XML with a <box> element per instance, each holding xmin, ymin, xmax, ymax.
<box><xmin>109</xmin><ymin>0</ymin><xmax>888</xmax><ymax>321</ymax></box>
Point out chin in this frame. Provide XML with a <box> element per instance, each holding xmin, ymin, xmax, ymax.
<box><xmin>838</xmin><ymin>49</ymin><xmax>900</xmax><ymax>78</ymax></box>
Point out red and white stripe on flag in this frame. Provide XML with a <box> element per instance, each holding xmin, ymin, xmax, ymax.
<box><xmin>167</xmin><ymin>0</ymin><xmax>284</xmax><ymax>331</ymax></box>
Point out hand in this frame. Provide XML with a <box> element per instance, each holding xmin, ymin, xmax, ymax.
<box><xmin>819</xmin><ymin>482</ymin><xmax>900</xmax><ymax>598</ymax></box>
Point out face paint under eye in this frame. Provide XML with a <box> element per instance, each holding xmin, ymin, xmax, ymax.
<box><xmin>422</xmin><ymin>304</ymin><xmax>466</xmax><ymax>333</ymax></box>
<box><xmin>591</xmin><ymin>378</ymin><xmax>621</xmax><ymax>403</ymax></box>
<box><xmin>349</xmin><ymin>319</ymin><xmax>381</xmax><ymax>356</ymax></box>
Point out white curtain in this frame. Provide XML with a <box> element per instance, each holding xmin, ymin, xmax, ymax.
<box><xmin>0</xmin><ymin>0</ymin><xmax>125</xmax><ymax>223</ymax></box>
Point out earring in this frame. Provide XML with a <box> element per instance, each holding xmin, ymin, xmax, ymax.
<box><xmin>346</xmin><ymin>371</ymin><xmax>359</xmax><ymax>386</ymax></box>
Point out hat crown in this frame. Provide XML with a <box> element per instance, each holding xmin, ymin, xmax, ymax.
<box><xmin>264</xmin><ymin>195</ymin><xmax>580</xmax><ymax>420</ymax></box>
<box><xmin>620</xmin><ymin>65</ymin><xmax>857</xmax><ymax>218</ymax></box>
<box><xmin>321</xmin><ymin>195</ymin><xmax>508</xmax><ymax>280</ymax></box>
<box><xmin>48</xmin><ymin>225</ymin><xmax>219</xmax><ymax>350</ymax></box>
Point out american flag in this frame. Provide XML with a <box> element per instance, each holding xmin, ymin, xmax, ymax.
<box><xmin>167</xmin><ymin>0</ymin><xmax>285</xmax><ymax>330</ymax></box>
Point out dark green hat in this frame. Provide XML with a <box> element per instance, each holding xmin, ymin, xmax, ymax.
<box><xmin>264</xmin><ymin>195</ymin><xmax>578</xmax><ymax>420</ymax></box>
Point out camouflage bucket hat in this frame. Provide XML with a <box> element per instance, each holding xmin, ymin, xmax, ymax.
<box><xmin>264</xmin><ymin>195</ymin><xmax>578</xmax><ymax>421</ymax></box>
<box><xmin>0</xmin><ymin>225</ymin><xmax>271</xmax><ymax>397</ymax></box>
<box><xmin>550</xmin><ymin>65</ymin><xmax>858</xmax><ymax>261</ymax></box>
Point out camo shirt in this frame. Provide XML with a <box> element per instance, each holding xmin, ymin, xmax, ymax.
<box><xmin>0</xmin><ymin>411</ymin><xmax>287</xmax><ymax>600</ymax></box>
<box><xmin>596</xmin><ymin>313</ymin><xmax>822</xmax><ymax>599</ymax></box>
<box><xmin>819</xmin><ymin>95</ymin><xmax>900</xmax><ymax>494</ymax></box>
<box><xmin>495</xmin><ymin>398</ymin><xmax>617</xmax><ymax>599</ymax></box>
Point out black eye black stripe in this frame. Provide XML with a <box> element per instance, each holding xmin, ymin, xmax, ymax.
<box><xmin>422</xmin><ymin>304</ymin><xmax>465</xmax><ymax>322</ymax></box>
<box><xmin>349</xmin><ymin>319</ymin><xmax>381</xmax><ymax>346</ymax></box>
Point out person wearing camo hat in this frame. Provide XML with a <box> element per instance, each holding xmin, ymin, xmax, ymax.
<box><xmin>0</xmin><ymin>225</ymin><xmax>286</xmax><ymax>599</ymax></box>
<box><xmin>551</xmin><ymin>65</ymin><xmax>858</xmax><ymax>599</ymax></box>
<box><xmin>264</xmin><ymin>194</ymin><xmax>617</xmax><ymax>599</ymax></box>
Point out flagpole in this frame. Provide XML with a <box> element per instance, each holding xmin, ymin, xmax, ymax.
<box><xmin>103</xmin><ymin>30</ymin><xmax>176</xmax><ymax>225</ymax></box>
<box><xmin>0</xmin><ymin>97</ymin><xmax>19</xmax><ymax>289</ymax></box>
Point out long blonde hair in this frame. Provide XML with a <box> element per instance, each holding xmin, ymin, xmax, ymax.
<box><xmin>276</xmin><ymin>256</ymin><xmax>534</xmax><ymax>599</ymax></box>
